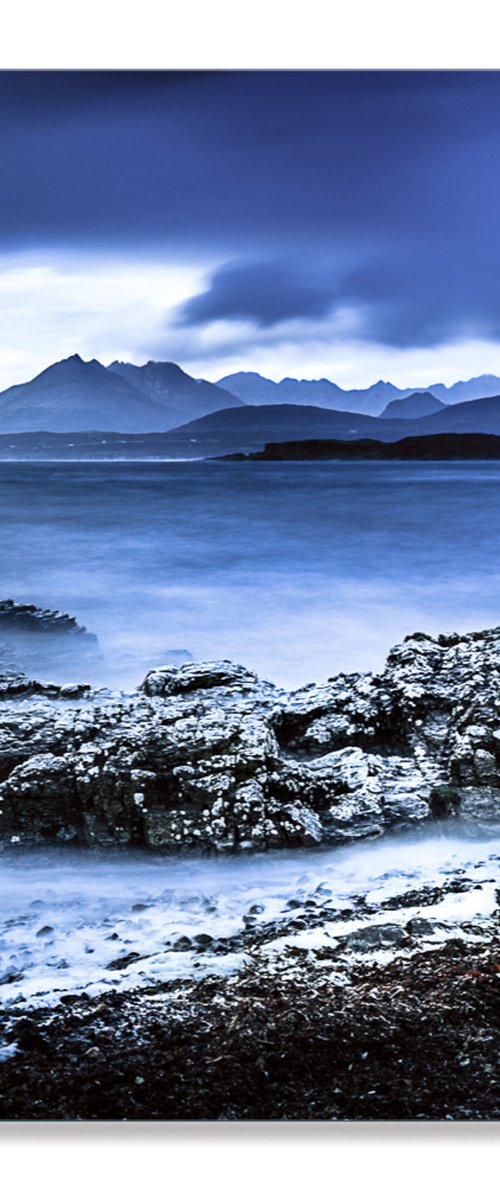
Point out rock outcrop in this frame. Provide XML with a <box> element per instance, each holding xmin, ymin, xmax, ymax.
<box><xmin>0</xmin><ymin>600</ymin><xmax>97</xmax><ymax>641</ymax></box>
<box><xmin>0</xmin><ymin>626</ymin><xmax>499</xmax><ymax>851</ymax></box>
<box><xmin>0</xmin><ymin>599</ymin><xmax>98</xmax><ymax>681</ymax></box>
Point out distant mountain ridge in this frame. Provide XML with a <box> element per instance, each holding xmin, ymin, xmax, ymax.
<box><xmin>0</xmin><ymin>354</ymin><xmax>242</xmax><ymax>434</ymax></box>
<box><xmin>429</xmin><ymin>375</ymin><xmax>500</xmax><ymax>404</ymax></box>
<box><xmin>0</xmin><ymin>355</ymin><xmax>167</xmax><ymax>434</ymax></box>
<box><xmin>107</xmin><ymin>360</ymin><xmax>240</xmax><ymax>423</ymax></box>
<box><xmin>1</xmin><ymin>392</ymin><xmax>500</xmax><ymax>459</ymax></box>
<box><xmin>146</xmin><ymin>392</ymin><xmax>500</xmax><ymax>457</ymax></box>
<box><xmin>216</xmin><ymin>371</ymin><xmax>403</xmax><ymax>415</ymax></box>
<box><xmin>0</xmin><ymin>353</ymin><xmax>499</xmax><ymax>437</ymax></box>
<box><xmin>380</xmin><ymin>392</ymin><xmax>446</xmax><ymax>420</ymax></box>
<box><xmin>217</xmin><ymin>371</ymin><xmax>500</xmax><ymax>416</ymax></box>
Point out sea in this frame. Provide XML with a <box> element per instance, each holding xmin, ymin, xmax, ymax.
<box><xmin>0</xmin><ymin>459</ymin><xmax>499</xmax><ymax>690</ymax></box>
<box><xmin>1</xmin><ymin>458</ymin><xmax>500</xmax><ymax>1013</ymax></box>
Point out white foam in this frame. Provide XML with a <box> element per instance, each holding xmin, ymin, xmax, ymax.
<box><xmin>0</xmin><ymin>828</ymin><xmax>498</xmax><ymax>1010</ymax></box>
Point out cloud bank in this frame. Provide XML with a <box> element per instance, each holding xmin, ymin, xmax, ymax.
<box><xmin>0</xmin><ymin>71</ymin><xmax>500</xmax><ymax>385</ymax></box>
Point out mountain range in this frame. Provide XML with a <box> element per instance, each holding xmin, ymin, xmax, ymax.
<box><xmin>0</xmin><ymin>356</ymin><xmax>500</xmax><ymax>454</ymax></box>
<box><xmin>107</xmin><ymin>360</ymin><xmax>241</xmax><ymax>425</ymax></box>
<box><xmin>216</xmin><ymin>371</ymin><xmax>500</xmax><ymax>416</ymax></box>
<box><xmin>0</xmin><ymin>355</ymin><xmax>240</xmax><ymax>434</ymax></box>
<box><xmin>152</xmin><ymin>393</ymin><xmax>500</xmax><ymax>457</ymax></box>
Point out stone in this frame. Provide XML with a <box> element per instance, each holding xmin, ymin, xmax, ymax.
<box><xmin>0</xmin><ymin>967</ymin><xmax>24</xmax><ymax>985</ymax></box>
<box><xmin>106</xmin><ymin>952</ymin><xmax>141</xmax><ymax>970</ymax></box>
<box><xmin>406</xmin><ymin>917</ymin><xmax>439</xmax><ymax>936</ymax></box>
<box><xmin>0</xmin><ymin>626</ymin><xmax>499</xmax><ymax>853</ymax></box>
<box><xmin>343</xmin><ymin>924</ymin><xmax>408</xmax><ymax>951</ymax></box>
<box><xmin>0</xmin><ymin>599</ymin><xmax>99</xmax><ymax>679</ymax></box>
<box><xmin>173</xmin><ymin>936</ymin><xmax>192</xmax><ymax>950</ymax></box>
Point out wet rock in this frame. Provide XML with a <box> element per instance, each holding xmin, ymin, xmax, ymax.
<box><xmin>141</xmin><ymin>660</ymin><xmax>260</xmax><ymax>698</ymax></box>
<box><xmin>0</xmin><ymin>625</ymin><xmax>499</xmax><ymax>853</ymax></box>
<box><xmin>430</xmin><ymin>785</ymin><xmax>461</xmax><ymax>819</ymax></box>
<box><xmin>59</xmin><ymin>684</ymin><xmax>91</xmax><ymax>699</ymax></box>
<box><xmin>0</xmin><ymin>599</ymin><xmax>95</xmax><ymax>640</ymax></box>
<box><xmin>36</xmin><ymin>925</ymin><xmax>55</xmax><ymax>938</ymax></box>
<box><xmin>474</xmin><ymin>749</ymin><xmax>497</xmax><ymax>781</ymax></box>
<box><xmin>382</xmin><ymin>885</ymin><xmax>445</xmax><ymax>909</ymax></box>
<box><xmin>406</xmin><ymin>917</ymin><xmax>439</xmax><ymax>936</ymax></box>
<box><xmin>106</xmin><ymin>951</ymin><xmax>142</xmax><ymax>970</ymax></box>
<box><xmin>343</xmin><ymin>924</ymin><xmax>408</xmax><ymax>951</ymax></box>
<box><xmin>0</xmin><ymin>599</ymin><xmax>98</xmax><ymax>680</ymax></box>
<box><xmin>0</xmin><ymin>967</ymin><xmax>24</xmax><ymax>985</ymax></box>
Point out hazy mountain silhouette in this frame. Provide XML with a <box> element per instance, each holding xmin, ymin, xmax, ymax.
<box><xmin>394</xmin><ymin>394</ymin><xmax>500</xmax><ymax>437</ymax></box>
<box><xmin>107</xmin><ymin>360</ymin><xmax>241</xmax><ymax>423</ymax></box>
<box><xmin>0</xmin><ymin>355</ymin><xmax>243</xmax><ymax>433</ymax></box>
<box><xmin>380</xmin><ymin>392</ymin><xmax>446</xmax><ymax>420</ymax></box>
<box><xmin>429</xmin><ymin>375</ymin><xmax>500</xmax><ymax>403</ymax></box>
<box><xmin>217</xmin><ymin>370</ymin><xmax>500</xmax><ymax>416</ymax></box>
<box><xmin>1</xmin><ymin>354</ymin><xmax>500</xmax><ymax>439</ymax></box>
<box><xmin>154</xmin><ymin>392</ymin><xmax>500</xmax><ymax>456</ymax></box>
<box><xmin>0</xmin><ymin>355</ymin><xmax>183</xmax><ymax>433</ymax></box>
<box><xmin>216</xmin><ymin>372</ymin><xmax>403</xmax><ymax>415</ymax></box>
<box><xmin>159</xmin><ymin>403</ymin><xmax>401</xmax><ymax>455</ymax></box>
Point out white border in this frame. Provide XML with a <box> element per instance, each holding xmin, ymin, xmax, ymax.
<box><xmin>1</xmin><ymin>1120</ymin><xmax>500</xmax><ymax>1199</ymax></box>
<box><xmin>0</xmin><ymin>0</ymin><xmax>499</xmax><ymax>70</ymax></box>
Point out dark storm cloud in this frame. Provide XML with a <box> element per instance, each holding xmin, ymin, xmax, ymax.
<box><xmin>180</xmin><ymin>261</ymin><xmax>337</xmax><ymax>327</ymax></box>
<box><xmin>2</xmin><ymin>70</ymin><xmax>500</xmax><ymax>349</ymax></box>
<box><xmin>338</xmin><ymin>242</ymin><xmax>500</xmax><ymax>348</ymax></box>
<box><xmin>179</xmin><ymin>239</ymin><xmax>500</xmax><ymax>349</ymax></box>
<box><xmin>1</xmin><ymin>70</ymin><xmax>498</xmax><ymax>242</ymax></box>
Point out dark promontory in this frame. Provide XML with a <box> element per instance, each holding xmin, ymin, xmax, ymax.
<box><xmin>219</xmin><ymin>432</ymin><xmax>500</xmax><ymax>462</ymax></box>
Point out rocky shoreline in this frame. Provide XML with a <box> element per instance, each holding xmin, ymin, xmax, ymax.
<box><xmin>2</xmin><ymin>623</ymin><xmax>500</xmax><ymax>1120</ymax></box>
<box><xmin>1</xmin><ymin>821</ymin><xmax>499</xmax><ymax>1119</ymax></box>
<box><xmin>1</xmin><ymin>625</ymin><xmax>500</xmax><ymax>852</ymax></box>
<box><xmin>1</xmin><ymin>935</ymin><xmax>500</xmax><ymax>1120</ymax></box>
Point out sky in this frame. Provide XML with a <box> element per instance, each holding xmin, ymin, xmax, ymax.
<box><xmin>1</xmin><ymin>69</ymin><xmax>500</xmax><ymax>390</ymax></box>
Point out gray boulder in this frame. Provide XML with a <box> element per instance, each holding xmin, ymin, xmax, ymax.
<box><xmin>0</xmin><ymin>627</ymin><xmax>499</xmax><ymax>851</ymax></box>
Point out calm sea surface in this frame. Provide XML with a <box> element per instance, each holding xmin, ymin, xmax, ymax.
<box><xmin>1</xmin><ymin>460</ymin><xmax>499</xmax><ymax>690</ymax></box>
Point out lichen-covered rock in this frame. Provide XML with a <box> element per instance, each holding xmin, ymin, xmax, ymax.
<box><xmin>0</xmin><ymin>627</ymin><xmax>500</xmax><ymax>851</ymax></box>
<box><xmin>141</xmin><ymin>660</ymin><xmax>262</xmax><ymax>698</ymax></box>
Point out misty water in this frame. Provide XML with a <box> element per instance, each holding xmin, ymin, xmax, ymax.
<box><xmin>1</xmin><ymin>460</ymin><xmax>500</xmax><ymax>1020</ymax></box>
<box><xmin>1</xmin><ymin>829</ymin><xmax>499</xmax><ymax>1012</ymax></box>
<box><xmin>1</xmin><ymin>460</ymin><xmax>500</xmax><ymax>690</ymax></box>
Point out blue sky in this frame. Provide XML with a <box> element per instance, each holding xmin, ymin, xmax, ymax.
<box><xmin>1</xmin><ymin>70</ymin><xmax>500</xmax><ymax>389</ymax></box>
